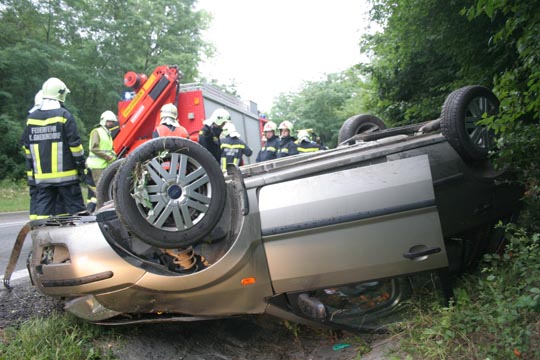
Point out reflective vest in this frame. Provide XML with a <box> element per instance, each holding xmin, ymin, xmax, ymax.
<box><xmin>155</xmin><ymin>124</ymin><xmax>189</xmax><ymax>138</ymax></box>
<box><xmin>86</xmin><ymin>126</ymin><xmax>115</xmax><ymax>169</ymax></box>
<box><xmin>23</xmin><ymin>108</ymin><xmax>84</xmax><ymax>185</ymax></box>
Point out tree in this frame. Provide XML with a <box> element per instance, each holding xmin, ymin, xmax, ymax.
<box><xmin>0</xmin><ymin>0</ymin><xmax>211</xmax><ymax>181</ymax></box>
<box><xmin>361</xmin><ymin>0</ymin><xmax>513</xmax><ymax>124</ymax></box>
<box><xmin>271</xmin><ymin>66</ymin><xmax>370</xmax><ymax>148</ymax></box>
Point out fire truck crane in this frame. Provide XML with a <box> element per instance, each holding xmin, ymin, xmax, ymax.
<box><xmin>113</xmin><ymin>64</ymin><xmax>263</xmax><ymax>158</ymax></box>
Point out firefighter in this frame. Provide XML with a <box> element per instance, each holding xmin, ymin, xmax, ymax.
<box><xmin>22</xmin><ymin>90</ymin><xmax>66</xmax><ymax>219</ymax></box>
<box><xmin>198</xmin><ymin>108</ymin><xmax>230</xmax><ymax>162</ymax></box>
<box><xmin>22</xmin><ymin>77</ymin><xmax>86</xmax><ymax>218</ymax></box>
<box><xmin>256</xmin><ymin>121</ymin><xmax>280</xmax><ymax>162</ymax></box>
<box><xmin>276</xmin><ymin>120</ymin><xmax>298</xmax><ymax>158</ymax></box>
<box><xmin>296</xmin><ymin>129</ymin><xmax>321</xmax><ymax>153</ymax></box>
<box><xmin>152</xmin><ymin>103</ymin><xmax>188</xmax><ymax>138</ymax></box>
<box><xmin>85</xmin><ymin>110</ymin><xmax>118</xmax><ymax>213</ymax></box>
<box><xmin>220</xmin><ymin>122</ymin><xmax>252</xmax><ymax>171</ymax></box>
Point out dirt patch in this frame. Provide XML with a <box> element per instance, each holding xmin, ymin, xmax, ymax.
<box><xmin>1</xmin><ymin>279</ymin><xmax>397</xmax><ymax>359</ymax></box>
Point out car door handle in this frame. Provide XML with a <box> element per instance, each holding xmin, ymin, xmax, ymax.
<box><xmin>403</xmin><ymin>246</ymin><xmax>441</xmax><ymax>259</ymax></box>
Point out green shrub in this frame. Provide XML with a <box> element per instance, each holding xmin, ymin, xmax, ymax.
<box><xmin>396</xmin><ymin>224</ymin><xmax>540</xmax><ymax>359</ymax></box>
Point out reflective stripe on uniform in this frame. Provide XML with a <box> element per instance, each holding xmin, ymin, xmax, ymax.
<box><xmin>220</xmin><ymin>143</ymin><xmax>246</xmax><ymax>149</ymax></box>
<box><xmin>27</xmin><ymin>116</ymin><xmax>67</xmax><ymax>126</ymax></box>
<box><xmin>297</xmin><ymin>147</ymin><xmax>320</xmax><ymax>153</ymax></box>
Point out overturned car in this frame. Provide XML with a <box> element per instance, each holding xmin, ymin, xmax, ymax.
<box><xmin>25</xmin><ymin>86</ymin><xmax>521</xmax><ymax>331</ymax></box>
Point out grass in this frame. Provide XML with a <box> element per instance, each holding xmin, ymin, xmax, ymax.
<box><xmin>0</xmin><ymin>180</ymin><xmax>29</xmax><ymax>212</ymax></box>
<box><xmin>0</xmin><ymin>312</ymin><xmax>118</xmax><ymax>359</ymax></box>
<box><xmin>392</xmin><ymin>224</ymin><xmax>540</xmax><ymax>359</ymax></box>
<box><xmin>0</xmin><ymin>180</ymin><xmax>90</xmax><ymax>213</ymax></box>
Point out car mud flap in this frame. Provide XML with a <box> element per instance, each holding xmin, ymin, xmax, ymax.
<box><xmin>3</xmin><ymin>221</ymin><xmax>31</xmax><ymax>289</ymax></box>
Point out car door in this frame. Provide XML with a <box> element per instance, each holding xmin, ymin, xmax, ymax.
<box><xmin>258</xmin><ymin>154</ymin><xmax>448</xmax><ymax>294</ymax></box>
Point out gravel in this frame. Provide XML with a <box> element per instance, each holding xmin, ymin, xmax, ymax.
<box><xmin>0</xmin><ymin>278</ymin><xmax>396</xmax><ymax>359</ymax></box>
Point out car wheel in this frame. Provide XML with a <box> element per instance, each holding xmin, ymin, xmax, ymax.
<box><xmin>113</xmin><ymin>137</ymin><xmax>227</xmax><ymax>249</ymax></box>
<box><xmin>96</xmin><ymin>159</ymin><xmax>125</xmax><ymax>208</ymax></box>
<box><xmin>338</xmin><ymin>114</ymin><xmax>386</xmax><ymax>144</ymax></box>
<box><xmin>441</xmin><ymin>85</ymin><xmax>499</xmax><ymax>161</ymax></box>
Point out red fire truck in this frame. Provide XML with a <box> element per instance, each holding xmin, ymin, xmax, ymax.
<box><xmin>114</xmin><ymin>64</ymin><xmax>264</xmax><ymax>160</ymax></box>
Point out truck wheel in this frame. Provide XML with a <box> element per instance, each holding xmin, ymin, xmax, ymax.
<box><xmin>96</xmin><ymin>159</ymin><xmax>125</xmax><ymax>207</ymax></box>
<box><xmin>338</xmin><ymin>114</ymin><xmax>386</xmax><ymax>144</ymax></box>
<box><xmin>114</xmin><ymin>137</ymin><xmax>226</xmax><ymax>249</ymax></box>
<box><xmin>441</xmin><ymin>85</ymin><xmax>499</xmax><ymax>161</ymax></box>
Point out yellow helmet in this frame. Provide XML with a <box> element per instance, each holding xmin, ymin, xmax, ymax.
<box><xmin>42</xmin><ymin>77</ymin><xmax>70</xmax><ymax>102</ymax></box>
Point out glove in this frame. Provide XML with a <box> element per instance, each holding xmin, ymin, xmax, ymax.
<box><xmin>77</xmin><ymin>166</ymin><xmax>87</xmax><ymax>184</ymax></box>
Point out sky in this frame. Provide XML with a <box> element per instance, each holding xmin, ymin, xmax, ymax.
<box><xmin>196</xmin><ymin>0</ymin><xmax>373</xmax><ymax>113</ymax></box>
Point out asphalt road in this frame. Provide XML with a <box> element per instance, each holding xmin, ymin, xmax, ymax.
<box><xmin>0</xmin><ymin>211</ymin><xmax>31</xmax><ymax>282</ymax></box>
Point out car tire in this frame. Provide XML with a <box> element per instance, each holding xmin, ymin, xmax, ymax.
<box><xmin>338</xmin><ymin>114</ymin><xmax>386</xmax><ymax>144</ymax></box>
<box><xmin>96</xmin><ymin>159</ymin><xmax>125</xmax><ymax>208</ymax></box>
<box><xmin>113</xmin><ymin>137</ymin><xmax>227</xmax><ymax>249</ymax></box>
<box><xmin>441</xmin><ymin>85</ymin><xmax>499</xmax><ymax>161</ymax></box>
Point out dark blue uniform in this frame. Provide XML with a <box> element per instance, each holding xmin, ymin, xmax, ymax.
<box><xmin>198</xmin><ymin>124</ymin><xmax>222</xmax><ymax>162</ymax></box>
<box><xmin>276</xmin><ymin>136</ymin><xmax>298</xmax><ymax>158</ymax></box>
<box><xmin>256</xmin><ymin>135</ymin><xmax>280</xmax><ymax>162</ymax></box>
<box><xmin>220</xmin><ymin>136</ymin><xmax>253</xmax><ymax>170</ymax></box>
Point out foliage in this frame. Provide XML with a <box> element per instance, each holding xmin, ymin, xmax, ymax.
<box><xmin>0</xmin><ymin>312</ymin><xmax>117</xmax><ymax>359</ymax></box>
<box><xmin>0</xmin><ymin>0</ymin><xmax>211</xmax><ymax>181</ymax></box>
<box><xmin>397</xmin><ymin>224</ymin><xmax>540</xmax><ymax>359</ymax></box>
<box><xmin>464</xmin><ymin>1</ymin><xmax>540</xmax><ymax>192</ymax></box>
<box><xmin>361</xmin><ymin>0</ymin><xmax>513</xmax><ymax>125</ymax></box>
<box><xmin>270</xmin><ymin>66</ymin><xmax>372</xmax><ymax>148</ymax></box>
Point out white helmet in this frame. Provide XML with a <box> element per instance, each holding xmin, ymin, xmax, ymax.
<box><xmin>34</xmin><ymin>90</ymin><xmax>43</xmax><ymax>107</ymax></box>
<box><xmin>209</xmin><ymin>108</ymin><xmax>231</xmax><ymax>126</ymax></box>
<box><xmin>222</xmin><ymin>122</ymin><xmax>240</xmax><ymax>138</ymax></box>
<box><xmin>297</xmin><ymin>129</ymin><xmax>311</xmax><ymax>143</ymax></box>
<box><xmin>278</xmin><ymin>120</ymin><xmax>294</xmax><ymax>136</ymax></box>
<box><xmin>160</xmin><ymin>103</ymin><xmax>180</xmax><ymax>127</ymax></box>
<box><xmin>42</xmin><ymin>77</ymin><xmax>70</xmax><ymax>102</ymax></box>
<box><xmin>100</xmin><ymin>110</ymin><xmax>118</xmax><ymax>127</ymax></box>
<box><xmin>263</xmin><ymin>121</ymin><xmax>277</xmax><ymax>132</ymax></box>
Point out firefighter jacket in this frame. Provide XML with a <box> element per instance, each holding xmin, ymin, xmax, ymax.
<box><xmin>152</xmin><ymin>124</ymin><xmax>189</xmax><ymax>138</ymax></box>
<box><xmin>256</xmin><ymin>135</ymin><xmax>280</xmax><ymax>162</ymax></box>
<box><xmin>198</xmin><ymin>124</ymin><xmax>222</xmax><ymax>162</ymax></box>
<box><xmin>86</xmin><ymin>125</ymin><xmax>116</xmax><ymax>170</ymax></box>
<box><xmin>23</xmin><ymin>107</ymin><xmax>85</xmax><ymax>185</ymax></box>
<box><xmin>220</xmin><ymin>136</ymin><xmax>253</xmax><ymax>170</ymax></box>
<box><xmin>296</xmin><ymin>139</ymin><xmax>321</xmax><ymax>154</ymax></box>
<box><xmin>276</xmin><ymin>135</ymin><xmax>299</xmax><ymax>158</ymax></box>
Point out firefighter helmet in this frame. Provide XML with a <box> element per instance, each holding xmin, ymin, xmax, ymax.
<box><xmin>278</xmin><ymin>120</ymin><xmax>294</xmax><ymax>136</ymax></box>
<box><xmin>160</xmin><ymin>103</ymin><xmax>180</xmax><ymax>127</ymax></box>
<box><xmin>34</xmin><ymin>90</ymin><xmax>43</xmax><ymax>107</ymax></box>
<box><xmin>210</xmin><ymin>108</ymin><xmax>231</xmax><ymax>126</ymax></box>
<box><xmin>297</xmin><ymin>129</ymin><xmax>311</xmax><ymax>143</ymax></box>
<box><xmin>263</xmin><ymin>121</ymin><xmax>277</xmax><ymax>133</ymax></box>
<box><xmin>100</xmin><ymin>110</ymin><xmax>118</xmax><ymax>126</ymax></box>
<box><xmin>222</xmin><ymin>122</ymin><xmax>239</xmax><ymax>138</ymax></box>
<box><xmin>160</xmin><ymin>103</ymin><xmax>178</xmax><ymax>120</ymax></box>
<box><xmin>41</xmin><ymin>77</ymin><xmax>70</xmax><ymax>102</ymax></box>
